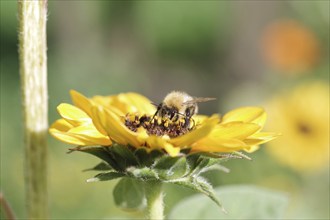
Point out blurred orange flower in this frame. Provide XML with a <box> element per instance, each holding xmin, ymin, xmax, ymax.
<box><xmin>266</xmin><ymin>82</ymin><xmax>329</xmax><ymax>172</ymax></box>
<box><xmin>262</xmin><ymin>20</ymin><xmax>320</xmax><ymax>75</ymax></box>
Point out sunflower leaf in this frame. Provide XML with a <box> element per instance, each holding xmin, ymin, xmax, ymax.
<box><xmin>169</xmin><ymin>185</ymin><xmax>289</xmax><ymax>219</ymax></box>
<box><xmin>113</xmin><ymin>178</ymin><xmax>146</xmax><ymax>211</ymax></box>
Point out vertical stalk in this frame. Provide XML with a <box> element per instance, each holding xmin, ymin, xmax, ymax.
<box><xmin>144</xmin><ymin>181</ymin><xmax>164</xmax><ymax>220</ymax></box>
<box><xmin>18</xmin><ymin>0</ymin><xmax>48</xmax><ymax>218</ymax></box>
<box><xmin>0</xmin><ymin>192</ymin><xmax>16</xmax><ymax>220</ymax></box>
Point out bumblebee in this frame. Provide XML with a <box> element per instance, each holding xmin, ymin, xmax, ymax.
<box><xmin>153</xmin><ymin>91</ymin><xmax>215</xmax><ymax>128</ymax></box>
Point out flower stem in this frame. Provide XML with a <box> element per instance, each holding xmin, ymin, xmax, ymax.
<box><xmin>0</xmin><ymin>192</ymin><xmax>16</xmax><ymax>220</ymax></box>
<box><xmin>144</xmin><ymin>181</ymin><xmax>164</xmax><ymax>220</ymax></box>
<box><xmin>18</xmin><ymin>0</ymin><xmax>48</xmax><ymax>218</ymax></box>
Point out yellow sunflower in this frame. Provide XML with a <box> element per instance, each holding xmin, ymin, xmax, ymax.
<box><xmin>50</xmin><ymin>90</ymin><xmax>277</xmax><ymax>157</ymax></box>
<box><xmin>266</xmin><ymin>82</ymin><xmax>329</xmax><ymax>172</ymax></box>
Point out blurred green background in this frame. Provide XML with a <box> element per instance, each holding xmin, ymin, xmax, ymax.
<box><xmin>1</xmin><ymin>1</ymin><xmax>329</xmax><ymax>219</ymax></box>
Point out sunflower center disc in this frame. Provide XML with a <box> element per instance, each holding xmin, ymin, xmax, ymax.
<box><xmin>124</xmin><ymin>114</ymin><xmax>194</xmax><ymax>138</ymax></box>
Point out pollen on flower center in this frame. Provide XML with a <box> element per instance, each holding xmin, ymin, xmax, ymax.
<box><xmin>124</xmin><ymin>114</ymin><xmax>193</xmax><ymax>138</ymax></box>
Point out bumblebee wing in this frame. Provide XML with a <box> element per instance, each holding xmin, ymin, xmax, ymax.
<box><xmin>183</xmin><ymin>97</ymin><xmax>216</xmax><ymax>105</ymax></box>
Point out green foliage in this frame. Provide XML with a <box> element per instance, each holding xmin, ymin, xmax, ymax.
<box><xmin>72</xmin><ymin>145</ymin><xmax>246</xmax><ymax>211</ymax></box>
<box><xmin>2</xmin><ymin>1</ymin><xmax>329</xmax><ymax>218</ymax></box>
<box><xmin>113</xmin><ymin>178</ymin><xmax>146</xmax><ymax>211</ymax></box>
<box><xmin>170</xmin><ymin>177</ymin><xmax>225</xmax><ymax>213</ymax></box>
<box><xmin>133</xmin><ymin>1</ymin><xmax>230</xmax><ymax>60</ymax></box>
<box><xmin>87</xmin><ymin>172</ymin><xmax>125</xmax><ymax>182</ymax></box>
<box><xmin>169</xmin><ymin>185</ymin><xmax>289</xmax><ymax>219</ymax></box>
<box><xmin>83</xmin><ymin>162</ymin><xmax>112</xmax><ymax>172</ymax></box>
<box><xmin>153</xmin><ymin>156</ymin><xmax>187</xmax><ymax>180</ymax></box>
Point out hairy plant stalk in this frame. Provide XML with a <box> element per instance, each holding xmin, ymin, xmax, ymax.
<box><xmin>18</xmin><ymin>0</ymin><xmax>48</xmax><ymax>218</ymax></box>
<box><xmin>145</xmin><ymin>181</ymin><xmax>164</xmax><ymax>220</ymax></box>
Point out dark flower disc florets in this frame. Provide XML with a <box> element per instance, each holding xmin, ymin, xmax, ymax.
<box><xmin>124</xmin><ymin>114</ymin><xmax>194</xmax><ymax>138</ymax></box>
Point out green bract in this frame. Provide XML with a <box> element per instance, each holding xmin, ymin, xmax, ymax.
<box><xmin>70</xmin><ymin>144</ymin><xmax>249</xmax><ymax>212</ymax></box>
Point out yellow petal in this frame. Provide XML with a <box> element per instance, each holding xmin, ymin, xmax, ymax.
<box><xmin>49</xmin><ymin>119</ymin><xmax>112</xmax><ymax>146</ymax></box>
<box><xmin>146</xmin><ymin>136</ymin><xmax>180</xmax><ymax>156</ymax></box>
<box><xmin>252</xmin><ymin>111</ymin><xmax>267</xmax><ymax>128</ymax></box>
<box><xmin>192</xmin><ymin>138</ymin><xmax>246</xmax><ymax>152</ymax></box>
<box><xmin>57</xmin><ymin>103</ymin><xmax>91</xmax><ymax>126</ymax></box>
<box><xmin>91</xmin><ymin>95</ymin><xmax>114</xmax><ymax>108</ymax></box>
<box><xmin>70</xmin><ymin>90</ymin><xmax>94</xmax><ymax>117</ymax></box>
<box><xmin>49</xmin><ymin>129</ymin><xmax>95</xmax><ymax>145</ymax></box>
<box><xmin>249</xmin><ymin>132</ymin><xmax>281</xmax><ymax>139</ymax></box>
<box><xmin>92</xmin><ymin>93</ymin><xmax>156</xmax><ymax>115</ymax></box>
<box><xmin>69</xmin><ymin>125</ymin><xmax>112</xmax><ymax>145</ymax></box>
<box><xmin>211</xmin><ymin>122</ymin><xmax>260</xmax><ymax>140</ymax></box>
<box><xmin>91</xmin><ymin>106</ymin><xmax>127</xmax><ymax>145</ymax></box>
<box><xmin>192</xmin><ymin>115</ymin><xmax>208</xmax><ymax>125</ymax></box>
<box><xmin>243</xmin><ymin>145</ymin><xmax>260</xmax><ymax>153</ymax></box>
<box><xmin>89</xmin><ymin>106</ymin><xmax>109</xmax><ymax>137</ymax></box>
<box><xmin>93</xmin><ymin>95</ymin><xmax>126</xmax><ymax>115</ymax></box>
<box><xmin>50</xmin><ymin>119</ymin><xmax>73</xmax><ymax>132</ymax></box>
<box><xmin>169</xmin><ymin>115</ymin><xmax>220</xmax><ymax>147</ymax></box>
<box><xmin>222</xmin><ymin>107</ymin><xmax>266</xmax><ymax>125</ymax></box>
<box><xmin>92</xmin><ymin>106</ymin><xmax>141</xmax><ymax>147</ymax></box>
<box><xmin>117</xmin><ymin>93</ymin><xmax>156</xmax><ymax>115</ymax></box>
<box><xmin>243</xmin><ymin>132</ymin><xmax>280</xmax><ymax>146</ymax></box>
<box><xmin>136</xmin><ymin>128</ymin><xmax>149</xmax><ymax>143</ymax></box>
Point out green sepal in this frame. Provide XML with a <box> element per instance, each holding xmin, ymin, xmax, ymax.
<box><xmin>170</xmin><ymin>176</ymin><xmax>226</xmax><ymax>213</ymax></box>
<box><xmin>134</xmin><ymin>148</ymin><xmax>151</xmax><ymax>165</ymax></box>
<box><xmin>69</xmin><ymin>146</ymin><xmax>125</xmax><ymax>171</ymax></box>
<box><xmin>186</xmin><ymin>154</ymin><xmax>231</xmax><ymax>176</ymax></box>
<box><xmin>194</xmin><ymin>157</ymin><xmax>227</xmax><ymax>175</ymax></box>
<box><xmin>87</xmin><ymin>172</ymin><xmax>125</xmax><ymax>182</ymax></box>
<box><xmin>83</xmin><ymin>162</ymin><xmax>113</xmax><ymax>172</ymax></box>
<box><xmin>185</xmin><ymin>153</ymin><xmax>202</xmax><ymax>173</ymax></box>
<box><xmin>199</xmin><ymin>164</ymin><xmax>230</xmax><ymax>174</ymax></box>
<box><xmin>74</xmin><ymin>144</ymin><xmax>247</xmax><ymax>212</ymax></box>
<box><xmin>185</xmin><ymin>156</ymin><xmax>230</xmax><ymax>175</ymax></box>
<box><xmin>134</xmin><ymin>148</ymin><xmax>164</xmax><ymax>167</ymax></box>
<box><xmin>107</xmin><ymin>144</ymin><xmax>139</xmax><ymax>171</ymax></box>
<box><xmin>113</xmin><ymin>178</ymin><xmax>146</xmax><ymax>211</ymax></box>
<box><xmin>70</xmin><ymin>146</ymin><xmax>117</xmax><ymax>169</ymax></box>
<box><xmin>152</xmin><ymin>156</ymin><xmax>188</xmax><ymax>180</ymax></box>
<box><xmin>127</xmin><ymin>167</ymin><xmax>159</xmax><ymax>180</ymax></box>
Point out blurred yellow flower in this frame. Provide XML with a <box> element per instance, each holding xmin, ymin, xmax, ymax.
<box><xmin>50</xmin><ymin>90</ymin><xmax>277</xmax><ymax>156</ymax></box>
<box><xmin>262</xmin><ymin>20</ymin><xmax>320</xmax><ymax>75</ymax></box>
<box><xmin>266</xmin><ymin>82</ymin><xmax>329</xmax><ymax>172</ymax></box>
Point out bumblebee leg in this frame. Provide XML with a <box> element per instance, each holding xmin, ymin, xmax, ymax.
<box><xmin>172</xmin><ymin>114</ymin><xmax>179</xmax><ymax>122</ymax></box>
<box><xmin>186</xmin><ymin>117</ymin><xmax>195</xmax><ymax>130</ymax></box>
<box><xmin>152</xmin><ymin>104</ymin><xmax>162</xmax><ymax>121</ymax></box>
<box><xmin>184</xmin><ymin>117</ymin><xmax>190</xmax><ymax>128</ymax></box>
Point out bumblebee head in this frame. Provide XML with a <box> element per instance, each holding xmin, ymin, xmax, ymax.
<box><xmin>156</xmin><ymin>103</ymin><xmax>179</xmax><ymax>120</ymax></box>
